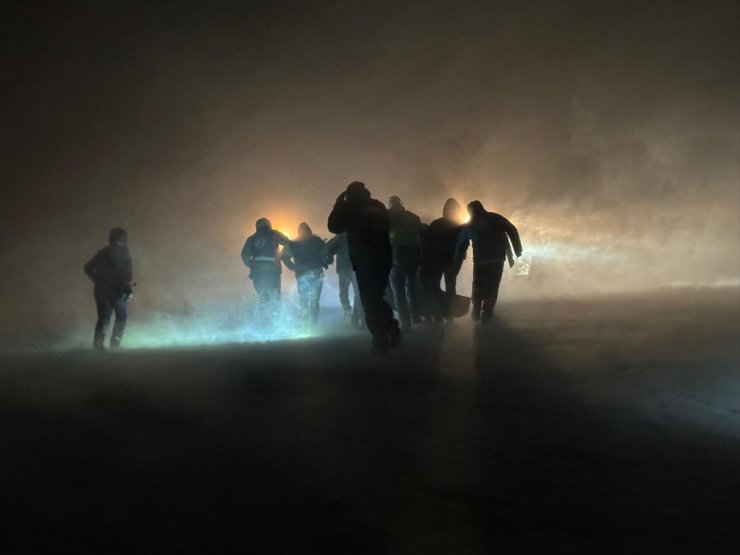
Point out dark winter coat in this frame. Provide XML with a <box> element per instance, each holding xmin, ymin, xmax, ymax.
<box><xmin>324</xmin><ymin>234</ymin><xmax>353</xmax><ymax>275</ymax></box>
<box><xmin>281</xmin><ymin>235</ymin><xmax>327</xmax><ymax>276</ymax></box>
<box><xmin>241</xmin><ymin>230</ymin><xmax>289</xmax><ymax>272</ymax></box>
<box><xmin>456</xmin><ymin>212</ymin><xmax>522</xmax><ymax>266</ymax></box>
<box><xmin>84</xmin><ymin>244</ymin><xmax>134</xmax><ymax>295</ymax></box>
<box><xmin>328</xmin><ymin>196</ymin><xmax>392</xmax><ymax>274</ymax></box>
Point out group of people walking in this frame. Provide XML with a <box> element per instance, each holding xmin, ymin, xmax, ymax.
<box><xmin>241</xmin><ymin>181</ymin><xmax>523</xmax><ymax>353</ymax></box>
<box><xmin>83</xmin><ymin>181</ymin><xmax>522</xmax><ymax>353</ymax></box>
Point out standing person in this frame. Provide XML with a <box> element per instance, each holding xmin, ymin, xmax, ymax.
<box><xmin>328</xmin><ymin>181</ymin><xmax>400</xmax><ymax>353</ymax></box>
<box><xmin>386</xmin><ymin>195</ymin><xmax>422</xmax><ymax>332</ymax></box>
<box><xmin>84</xmin><ymin>227</ymin><xmax>134</xmax><ymax>350</ymax></box>
<box><xmin>455</xmin><ymin>201</ymin><xmax>522</xmax><ymax>323</ymax></box>
<box><xmin>240</xmin><ymin>218</ymin><xmax>289</xmax><ymax>323</ymax></box>
<box><xmin>281</xmin><ymin>222</ymin><xmax>327</xmax><ymax>325</ymax></box>
<box><xmin>420</xmin><ymin>198</ymin><xmax>463</xmax><ymax>321</ymax></box>
<box><xmin>323</xmin><ymin>233</ymin><xmax>364</xmax><ymax>327</ymax></box>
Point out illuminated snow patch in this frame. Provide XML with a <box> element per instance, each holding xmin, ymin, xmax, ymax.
<box><xmin>124</xmin><ymin>307</ymin><xmax>316</xmax><ymax>349</ymax></box>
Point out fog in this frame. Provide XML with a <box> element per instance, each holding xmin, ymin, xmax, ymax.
<box><xmin>1</xmin><ymin>1</ymin><xmax>738</xmax><ymax>345</ymax></box>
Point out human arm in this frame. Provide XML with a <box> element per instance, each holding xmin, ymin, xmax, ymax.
<box><xmin>83</xmin><ymin>251</ymin><xmax>101</xmax><ymax>283</ymax></box>
<box><xmin>454</xmin><ymin>227</ymin><xmax>471</xmax><ymax>273</ymax></box>
<box><xmin>240</xmin><ymin>238</ymin><xmax>252</xmax><ymax>268</ymax></box>
<box><xmin>280</xmin><ymin>244</ymin><xmax>295</xmax><ymax>272</ymax></box>
<box><xmin>502</xmin><ymin>217</ymin><xmax>522</xmax><ymax>257</ymax></box>
<box><xmin>327</xmin><ymin>193</ymin><xmax>350</xmax><ymax>234</ymax></box>
<box><xmin>274</xmin><ymin>230</ymin><xmax>291</xmax><ymax>247</ymax></box>
<box><xmin>505</xmin><ymin>241</ymin><xmax>515</xmax><ymax>268</ymax></box>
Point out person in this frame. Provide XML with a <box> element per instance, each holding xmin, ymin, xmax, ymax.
<box><xmin>323</xmin><ymin>233</ymin><xmax>364</xmax><ymax>327</ymax></box>
<box><xmin>386</xmin><ymin>195</ymin><xmax>423</xmax><ymax>331</ymax></box>
<box><xmin>281</xmin><ymin>222</ymin><xmax>327</xmax><ymax>325</ymax></box>
<box><xmin>420</xmin><ymin>198</ymin><xmax>463</xmax><ymax>321</ymax></box>
<box><xmin>455</xmin><ymin>200</ymin><xmax>522</xmax><ymax>323</ymax></box>
<box><xmin>240</xmin><ymin>218</ymin><xmax>290</xmax><ymax>322</ymax></box>
<box><xmin>328</xmin><ymin>181</ymin><xmax>400</xmax><ymax>353</ymax></box>
<box><xmin>84</xmin><ymin>227</ymin><xmax>134</xmax><ymax>350</ymax></box>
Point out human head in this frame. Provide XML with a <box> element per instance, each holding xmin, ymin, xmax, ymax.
<box><xmin>346</xmin><ymin>181</ymin><xmax>371</xmax><ymax>202</ymax></box>
<box><xmin>255</xmin><ymin>218</ymin><xmax>272</xmax><ymax>232</ymax></box>
<box><xmin>108</xmin><ymin>227</ymin><xmax>128</xmax><ymax>246</ymax></box>
<box><xmin>467</xmin><ymin>200</ymin><xmax>486</xmax><ymax>220</ymax></box>
<box><xmin>297</xmin><ymin>222</ymin><xmax>312</xmax><ymax>239</ymax></box>
<box><xmin>443</xmin><ymin>198</ymin><xmax>462</xmax><ymax>221</ymax></box>
<box><xmin>386</xmin><ymin>195</ymin><xmax>403</xmax><ymax>210</ymax></box>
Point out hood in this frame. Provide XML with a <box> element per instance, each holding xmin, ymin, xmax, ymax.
<box><xmin>108</xmin><ymin>227</ymin><xmax>128</xmax><ymax>246</ymax></box>
<box><xmin>346</xmin><ymin>181</ymin><xmax>371</xmax><ymax>202</ymax></box>
<box><xmin>298</xmin><ymin>222</ymin><xmax>312</xmax><ymax>239</ymax></box>
<box><xmin>467</xmin><ymin>200</ymin><xmax>486</xmax><ymax>220</ymax></box>
<box><xmin>443</xmin><ymin>198</ymin><xmax>461</xmax><ymax>220</ymax></box>
<box><xmin>255</xmin><ymin>218</ymin><xmax>272</xmax><ymax>232</ymax></box>
<box><xmin>387</xmin><ymin>195</ymin><xmax>404</xmax><ymax>211</ymax></box>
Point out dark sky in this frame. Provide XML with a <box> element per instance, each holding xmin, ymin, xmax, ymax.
<box><xmin>1</xmin><ymin>0</ymin><xmax>738</xmax><ymax>342</ymax></box>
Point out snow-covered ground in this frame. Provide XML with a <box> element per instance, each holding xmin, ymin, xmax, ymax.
<box><xmin>1</xmin><ymin>288</ymin><xmax>738</xmax><ymax>552</ymax></box>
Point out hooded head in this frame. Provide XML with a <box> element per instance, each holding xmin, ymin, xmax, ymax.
<box><xmin>108</xmin><ymin>227</ymin><xmax>128</xmax><ymax>246</ymax></box>
<box><xmin>467</xmin><ymin>200</ymin><xmax>486</xmax><ymax>221</ymax></box>
<box><xmin>297</xmin><ymin>222</ymin><xmax>312</xmax><ymax>240</ymax></box>
<box><xmin>255</xmin><ymin>218</ymin><xmax>272</xmax><ymax>232</ymax></box>
<box><xmin>386</xmin><ymin>195</ymin><xmax>403</xmax><ymax>211</ymax></box>
<box><xmin>443</xmin><ymin>198</ymin><xmax>462</xmax><ymax>221</ymax></box>
<box><xmin>346</xmin><ymin>181</ymin><xmax>371</xmax><ymax>202</ymax></box>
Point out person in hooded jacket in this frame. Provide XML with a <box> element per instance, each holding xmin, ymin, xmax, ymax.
<box><xmin>84</xmin><ymin>227</ymin><xmax>134</xmax><ymax>350</ymax></box>
<box><xmin>455</xmin><ymin>201</ymin><xmax>522</xmax><ymax>323</ymax></box>
<box><xmin>328</xmin><ymin>181</ymin><xmax>400</xmax><ymax>353</ymax></box>
<box><xmin>281</xmin><ymin>222</ymin><xmax>327</xmax><ymax>324</ymax></box>
<box><xmin>420</xmin><ymin>198</ymin><xmax>463</xmax><ymax>321</ymax></box>
<box><xmin>323</xmin><ymin>232</ymin><xmax>364</xmax><ymax>327</ymax></box>
<box><xmin>386</xmin><ymin>195</ymin><xmax>423</xmax><ymax>331</ymax></box>
<box><xmin>241</xmin><ymin>218</ymin><xmax>290</xmax><ymax>321</ymax></box>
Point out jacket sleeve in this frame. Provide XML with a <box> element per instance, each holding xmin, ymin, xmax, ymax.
<box><xmin>280</xmin><ymin>244</ymin><xmax>295</xmax><ymax>271</ymax></box>
<box><xmin>124</xmin><ymin>256</ymin><xmax>134</xmax><ymax>294</ymax></box>
<box><xmin>240</xmin><ymin>238</ymin><xmax>252</xmax><ymax>268</ymax></box>
<box><xmin>275</xmin><ymin>231</ymin><xmax>291</xmax><ymax>246</ymax></box>
<box><xmin>502</xmin><ymin>217</ymin><xmax>522</xmax><ymax>257</ymax></box>
<box><xmin>455</xmin><ymin>227</ymin><xmax>471</xmax><ymax>268</ymax></box>
<box><xmin>83</xmin><ymin>251</ymin><xmax>101</xmax><ymax>283</ymax></box>
<box><xmin>327</xmin><ymin>199</ymin><xmax>350</xmax><ymax>234</ymax></box>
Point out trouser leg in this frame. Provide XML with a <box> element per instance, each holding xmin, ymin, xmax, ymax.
<box><xmin>338</xmin><ymin>272</ymin><xmax>352</xmax><ymax>315</ymax></box>
<box><xmin>356</xmin><ymin>268</ymin><xmax>398</xmax><ymax>349</ymax></box>
<box><xmin>481</xmin><ymin>260</ymin><xmax>505</xmax><ymax>320</ymax></box>
<box><xmin>309</xmin><ymin>273</ymin><xmax>323</xmax><ymax>324</ymax></box>
<box><xmin>109</xmin><ymin>294</ymin><xmax>129</xmax><ymax>348</ymax></box>
<box><xmin>390</xmin><ymin>265</ymin><xmax>410</xmax><ymax>329</ymax></box>
<box><xmin>471</xmin><ymin>265</ymin><xmax>486</xmax><ymax>320</ymax></box>
<box><xmin>253</xmin><ymin>267</ymin><xmax>281</xmax><ymax>322</ymax></box>
<box><xmin>94</xmin><ymin>292</ymin><xmax>113</xmax><ymax>349</ymax></box>
<box><xmin>422</xmin><ymin>268</ymin><xmax>444</xmax><ymax>319</ymax></box>
<box><xmin>297</xmin><ymin>272</ymin><xmax>311</xmax><ymax>320</ymax></box>
<box><xmin>406</xmin><ymin>264</ymin><xmax>421</xmax><ymax>323</ymax></box>
<box><xmin>350</xmin><ymin>272</ymin><xmax>364</xmax><ymax>326</ymax></box>
<box><xmin>298</xmin><ymin>270</ymin><xmax>323</xmax><ymax>324</ymax></box>
<box><xmin>443</xmin><ymin>266</ymin><xmax>458</xmax><ymax>318</ymax></box>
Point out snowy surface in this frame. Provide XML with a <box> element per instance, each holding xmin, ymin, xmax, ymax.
<box><xmin>1</xmin><ymin>289</ymin><xmax>738</xmax><ymax>552</ymax></box>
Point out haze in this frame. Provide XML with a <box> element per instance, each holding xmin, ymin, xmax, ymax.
<box><xmin>1</xmin><ymin>0</ymin><xmax>738</xmax><ymax>345</ymax></box>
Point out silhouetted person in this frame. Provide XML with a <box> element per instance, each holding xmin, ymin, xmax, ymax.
<box><xmin>241</xmin><ymin>218</ymin><xmax>289</xmax><ymax>322</ymax></box>
<box><xmin>455</xmin><ymin>201</ymin><xmax>522</xmax><ymax>323</ymax></box>
<box><xmin>421</xmin><ymin>198</ymin><xmax>463</xmax><ymax>321</ymax></box>
<box><xmin>84</xmin><ymin>228</ymin><xmax>134</xmax><ymax>350</ymax></box>
<box><xmin>386</xmin><ymin>195</ymin><xmax>422</xmax><ymax>331</ymax></box>
<box><xmin>324</xmin><ymin>233</ymin><xmax>364</xmax><ymax>327</ymax></box>
<box><xmin>328</xmin><ymin>181</ymin><xmax>400</xmax><ymax>352</ymax></box>
<box><xmin>281</xmin><ymin>222</ymin><xmax>327</xmax><ymax>325</ymax></box>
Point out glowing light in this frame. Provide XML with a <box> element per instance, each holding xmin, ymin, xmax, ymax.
<box><xmin>60</xmin><ymin>299</ymin><xmax>323</xmax><ymax>351</ymax></box>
